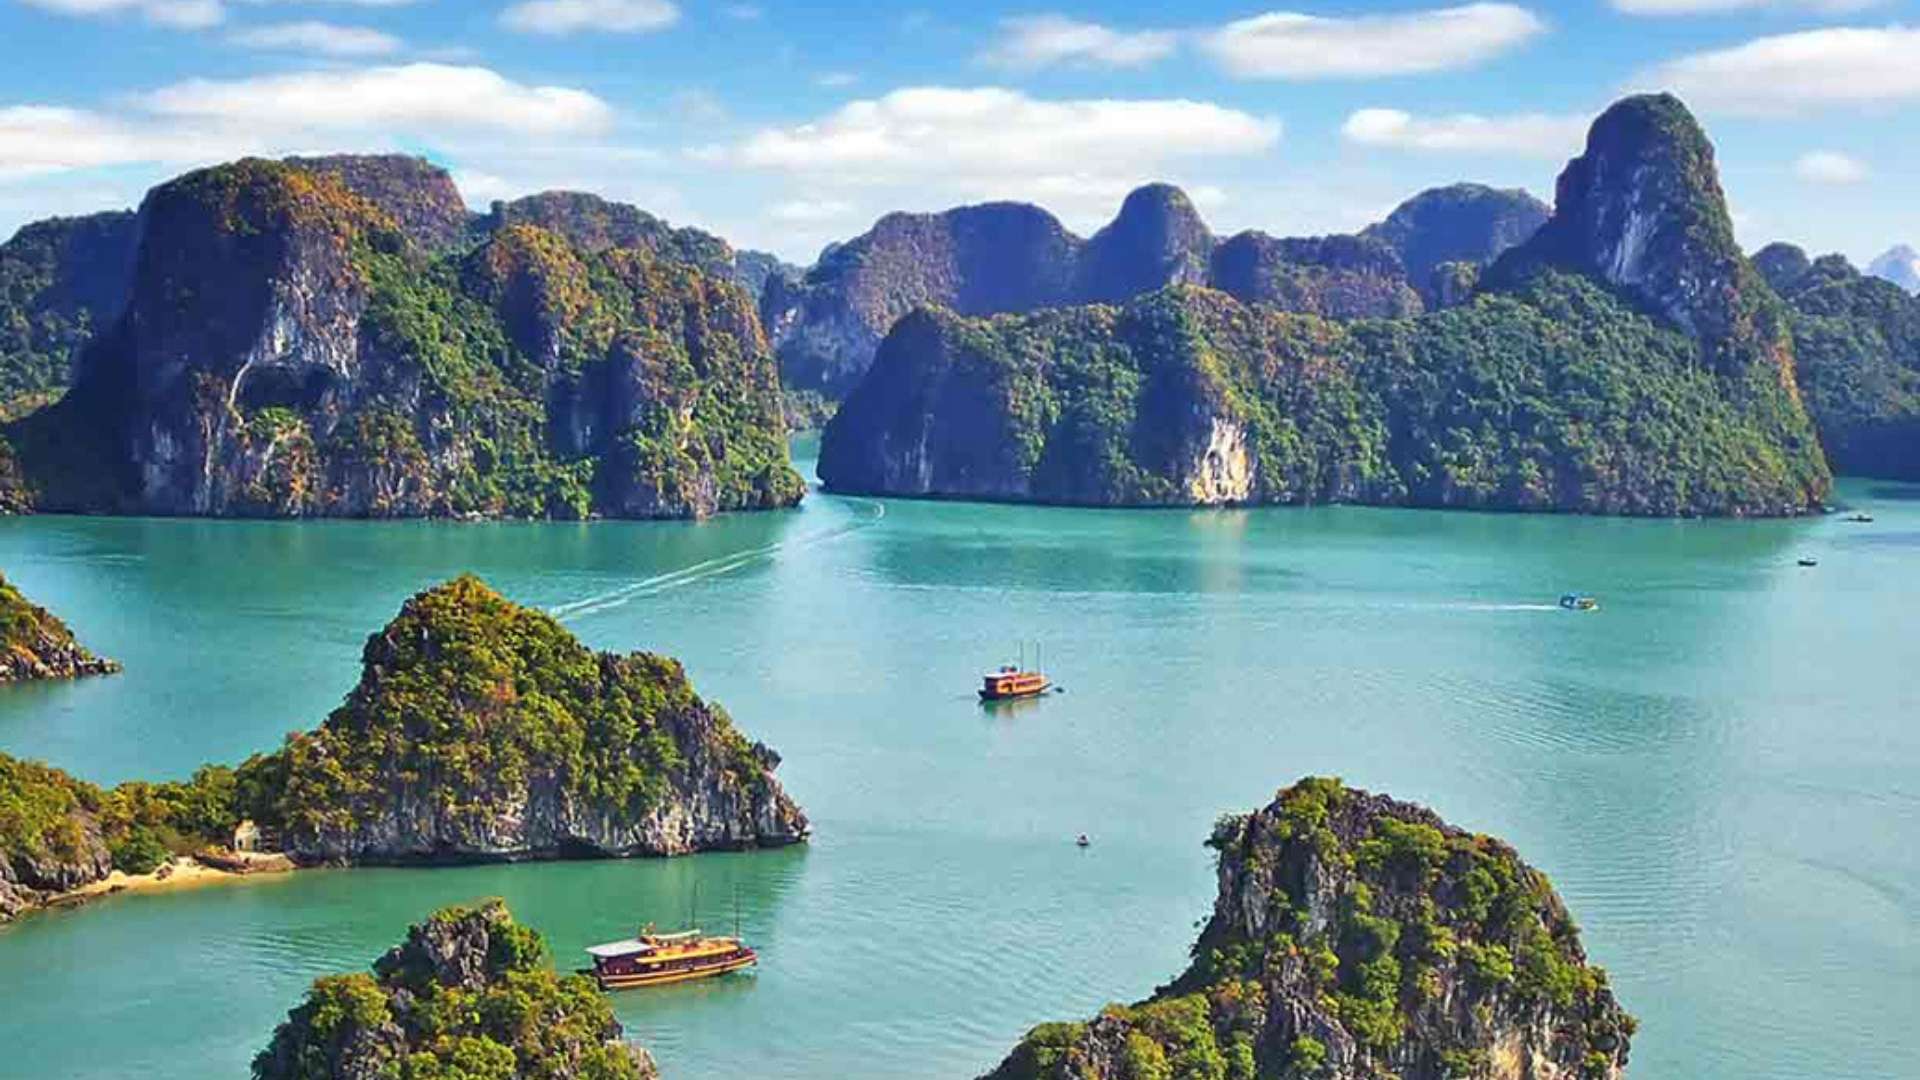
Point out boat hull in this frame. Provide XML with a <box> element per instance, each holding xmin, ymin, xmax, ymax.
<box><xmin>980</xmin><ymin>680</ymin><xmax>1051</xmax><ymax>701</ymax></box>
<box><xmin>589</xmin><ymin>951</ymin><xmax>757</xmax><ymax>990</ymax></box>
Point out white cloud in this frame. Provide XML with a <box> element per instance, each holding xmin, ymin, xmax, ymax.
<box><xmin>723</xmin><ymin>87</ymin><xmax>1278</xmax><ymax>180</ymax></box>
<box><xmin>499</xmin><ymin>0</ymin><xmax>679</xmax><ymax>35</ymax></box>
<box><xmin>1202</xmin><ymin>3</ymin><xmax>1544</xmax><ymax>79</ymax></box>
<box><xmin>815</xmin><ymin>71</ymin><xmax>859</xmax><ymax>88</ymax></box>
<box><xmin>1613</xmin><ymin>0</ymin><xmax>1885</xmax><ymax>14</ymax></box>
<box><xmin>19</xmin><ymin>0</ymin><xmax>223</xmax><ymax>27</ymax></box>
<box><xmin>978</xmin><ymin>14</ymin><xmax>1179</xmax><ymax>70</ymax></box>
<box><xmin>768</xmin><ymin>198</ymin><xmax>855</xmax><ymax>223</ymax></box>
<box><xmin>0</xmin><ymin>105</ymin><xmax>225</xmax><ymax>180</ymax></box>
<box><xmin>1341</xmin><ymin>107</ymin><xmax>1587</xmax><ymax>158</ymax></box>
<box><xmin>141</xmin><ymin>63</ymin><xmax>615</xmax><ymax>135</ymax></box>
<box><xmin>1794</xmin><ymin>150</ymin><xmax>1868</xmax><ymax>184</ymax></box>
<box><xmin>230</xmin><ymin>20</ymin><xmax>402</xmax><ymax>56</ymax></box>
<box><xmin>1637</xmin><ymin>26</ymin><xmax>1920</xmax><ymax>114</ymax></box>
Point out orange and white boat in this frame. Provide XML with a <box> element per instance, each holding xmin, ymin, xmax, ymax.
<box><xmin>582</xmin><ymin>925</ymin><xmax>756</xmax><ymax>990</ymax></box>
<box><xmin>979</xmin><ymin>665</ymin><xmax>1052</xmax><ymax>701</ymax></box>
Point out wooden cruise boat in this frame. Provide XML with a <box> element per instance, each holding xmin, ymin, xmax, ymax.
<box><xmin>980</xmin><ymin>665</ymin><xmax>1052</xmax><ymax>701</ymax></box>
<box><xmin>582</xmin><ymin>925</ymin><xmax>757</xmax><ymax>990</ymax></box>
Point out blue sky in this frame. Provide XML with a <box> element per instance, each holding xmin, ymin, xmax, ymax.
<box><xmin>2</xmin><ymin>0</ymin><xmax>1916</xmax><ymax>264</ymax></box>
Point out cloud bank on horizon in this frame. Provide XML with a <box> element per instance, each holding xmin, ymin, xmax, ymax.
<box><xmin>1</xmin><ymin>0</ymin><xmax>1915</xmax><ymax>264</ymax></box>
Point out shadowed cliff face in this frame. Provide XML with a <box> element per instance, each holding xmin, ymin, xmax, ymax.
<box><xmin>767</xmin><ymin>181</ymin><xmax>1548</xmax><ymax>398</ymax></box>
<box><xmin>0</xmin><ymin>211</ymin><xmax>139</xmax><ymax>406</ymax></box>
<box><xmin>982</xmin><ymin>779</ymin><xmax>1634</xmax><ymax>1080</ymax></box>
<box><xmin>12</xmin><ymin>156</ymin><xmax>801</xmax><ymax>521</ymax></box>
<box><xmin>1363</xmin><ymin>184</ymin><xmax>1548</xmax><ymax>303</ymax></box>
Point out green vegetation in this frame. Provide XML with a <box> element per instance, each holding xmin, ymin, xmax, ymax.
<box><xmin>824</xmin><ymin>274</ymin><xmax>1828</xmax><ymax>516</ymax></box>
<box><xmin>985</xmin><ymin>778</ymin><xmax>1635</xmax><ymax>1080</ymax></box>
<box><xmin>0</xmin><ymin>211</ymin><xmax>136</xmax><ymax>411</ymax></box>
<box><xmin>253</xmin><ymin>899</ymin><xmax>651</xmax><ymax>1080</ymax></box>
<box><xmin>0</xmin><ymin>751</ymin><xmax>244</xmax><ymax>890</ymax></box>
<box><xmin>0</xmin><ymin>570</ymin><xmax>119</xmax><ymax>681</ymax></box>
<box><xmin>251</xmin><ymin>575</ymin><xmax>771</xmax><ymax>847</ymax></box>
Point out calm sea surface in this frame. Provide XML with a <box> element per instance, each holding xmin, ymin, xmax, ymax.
<box><xmin>0</xmin><ymin>450</ymin><xmax>1915</xmax><ymax>1079</ymax></box>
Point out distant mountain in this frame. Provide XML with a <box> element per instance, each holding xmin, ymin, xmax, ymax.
<box><xmin>1756</xmin><ymin>242</ymin><xmax>1920</xmax><ymax>479</ymax></box>
<box><xmin>819</xmin><ymin>94</ymin><xmax>1830</xmax><ymax>518</ymax></box>
<box><xmin>1361</xmin><ymin>182</ymin><xmax>1548</xmax><ymax>303</ymax></box>
<box><xmin>1868</xmin><ymin>244</ymin><xmax>1920</xmax><ymax>294</ymax></box>
<box><xmin>768</xmin><ymin>181</ymin><xmax>1544</xmax><ymax>397</ymax></box>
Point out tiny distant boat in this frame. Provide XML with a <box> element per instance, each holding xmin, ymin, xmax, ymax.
<box><xmin>1848</xmin><ymin>513</ymin><xmax>1875</xmax><ymax>523</ymax></box>
<box><xmin>1798</xmin><ymin>557</ymin><xmax>1819</xmax><ymax>568</ymax></box>
<box><xmin>582</xmin><ymin>925</ymin><xmax>756</xmax><ymax>991</ymax></box>
<box><xmin>1075</xmin><ymin>834</ymin><xmax>1091</xmax><ymax>848</ymax></box>
<box><xmin>1559</xmin><ymin>594</ymin><xmax>1599</xmax><ymax>612</ymax></box>
<box><xmin>980</xmin><ymin>664</ymin><xmax>1052</xmax><ymax>701</ymax></box>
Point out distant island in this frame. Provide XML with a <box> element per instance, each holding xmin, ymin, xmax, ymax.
<box><xmin>0</xmin><ymin>572</ymin><xmax>118</xmax><ymax>683</ymax></box>
<box><xmin>254</xmin><ymin>898</ymin><xmax>659</xmax><ymax>1080</ymax></box>
<box><xmin>0</xmin><ymin>575</ymin><xmax>805</xmax><ymax>924</ymax></box>
<box><xmin>983</xmin><ymin>778</ymin><xmax>1634</xmax><ymax>1080</ymax></box>
<box><xmin>821</xmin><ymin>96</ymin><xmax>1831</xmax><ymax>518</ymax></box>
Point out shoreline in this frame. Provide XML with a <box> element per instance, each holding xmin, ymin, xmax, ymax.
<box><xmin>32</xmin><ymin>851</ymin><xmax>296</xmax><ymax>918</ymax></box>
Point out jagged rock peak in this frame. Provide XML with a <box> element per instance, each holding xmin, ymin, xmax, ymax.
<box><xmin>1078</xmin><ymin>182</ymin><xmax>1216</xmax><ymax>302</ymax></box>
<box><xmin>1752</xmin><ymin>242</ymin><xmax>1813</xmax><ymax>293</ymax></box>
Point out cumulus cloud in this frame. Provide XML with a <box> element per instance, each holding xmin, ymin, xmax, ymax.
<box><xmin>1612</xmin><ymin>0</ymin><xmax>1885</xmax><ymax>14</ymax></box>
<box><xmin>230</xmin><ymin>20</ymin><xmax>402</xmax><ymax>56</ymax></box>
<box><xmin>722</xmin><ymin>87</ymin><xmax>1278</xmax><ymax>181</ymax></box>
<box><xmin>1793</xmin><ymin>150</ymin><xmax>1868</xmax><ymax>184</ymax></box>
<box><xmin>978</xmin><ymin>14</ymin><xmax>1179</xmax><ymax>70</ymax></box>
<box><xmin>0</xmin><ymin>106</ymin><xmax>227</xmax><ymax>180</ymax></box>
<box><xmin>1341</xmin><ymin>107</ymin><xmax>1588</xmax><ymax>158</ymax></box>
<box><xmin>1201</xmin><ymin>3</ymin><xmax>1544</xmax><ymax>79</ymax></box>
<box><xmin>499</xmin><ymin>0</ymin><xmax>679</xmax><ymax>35</ymax></box>
<box><xmin>142</xmin><ymin>63</ymin><xmax>615</xmax><ymax>135</ymax></box>
<box><xmin>19</xmin><ymin>0</ymin><xmax>223</xmax><ymax>27</ymax></box>
<box><xmin>1637</xmin><ymin>26</ymin><xmax>1920</xmax><ymax>114</ymax></box>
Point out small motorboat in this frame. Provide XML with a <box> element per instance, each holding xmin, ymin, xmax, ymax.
<box><xmin>1848</xmin><ymin>513</ymin><xmax>1875</xmax><ymax>523</ymax></box>
<box><xmin>1075</xmin><ymin>834</ymin><xmax>1091</xmax><ymax>848</ymax></box>
<box><xmin>1559</xmin><ymin>594</ymin><xmax>1599</xmax><ymax>612</ymax></box>
<box><xmin>1798</xmin><ymin>557</ymin><xmax>1819</xmax><ymax>567</ymax></box>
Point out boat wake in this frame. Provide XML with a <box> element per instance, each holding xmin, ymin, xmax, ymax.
<box><xmin>551</xmin><ymin>499</ymin><xmax>885</xmax><ymax>621</ymax></box>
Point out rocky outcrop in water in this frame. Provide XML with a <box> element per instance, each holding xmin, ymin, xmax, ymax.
<box><xmin>253</xmin><ymin>899</ymin><xmax>658</xmax><ymax>1080</ymax></box>
<box><xmin>253</xmin><ymin>575</ymin><xmax>808</xmax><ymax>865</ymax></box>
<box><xmin>983</xmin><ymin>778</ymin><xmax>1634</xmax><ymax>1080</ymax></box>
<box><xmin>0</xmin><ymin>572</ymin><xmax>118</xmax><ymax>682</ymax></box>
<box><xmin>820</xmin><ymin>95</ymin><xmax>1828</xmax><ymax>516</ymax></box>
<box><xmin>1754</xmin><ymin>243</ymin><xmax>1920</xmax><ymax>479</ymax></box>
<box><xmin>0</xmin><ymin>752</ymin><xmax>114</xmax><ymax>923</ymax></box>
<box><xmin>5</xmin><ymin>156</ymin><xmax>800</xmax><ymax>520</ymax></box>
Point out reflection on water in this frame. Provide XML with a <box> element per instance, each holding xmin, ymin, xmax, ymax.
<box><xmin>0</xmin><ymin>474</ymin><xmax>1916</xmax><ymax>1079</ymax></box>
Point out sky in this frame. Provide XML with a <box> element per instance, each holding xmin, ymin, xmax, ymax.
<box><xmin>1</xmin><ymin>0</ymin><xmax>1917</xmax><ymax>265</ymax></box>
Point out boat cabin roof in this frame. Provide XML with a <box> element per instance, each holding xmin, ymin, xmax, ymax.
<box><xmin>984</xmin><ymin>669</ymin><xmax>1040</xmax><ymax>679</ymax></box>
<box><xmin>585</xmin><ymin>929</ymin><xmax>705</xmax><ymax>958</ymax></box>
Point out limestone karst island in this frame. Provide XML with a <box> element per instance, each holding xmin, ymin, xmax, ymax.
<box><xmin>2</xmin><ymin>3</ymin><xmax>1917</xmax><ymax>1078</ymax></box>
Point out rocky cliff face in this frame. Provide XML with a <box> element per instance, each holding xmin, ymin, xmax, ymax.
<box><xmin>822</xmin><ymin>265</ymin><xmax>1828</xmax><ymax>517</ymax></box>
<box><xmin>1211</xmin><ymin>233</ymin><xmax>1423</xmax><ymax>320</ymax></box>
<box><xmin>1363</xmin><ymin>184</ymin><xmax>1548</xmax><ymax>303</ymax></box>
<box><xmin>259</xmin><ymin>575</ymin><xmax>808</xmax><ymax>865</ymax></box>
<box><xmin>1756</xmin><ymin>243</ymin><xmax>1920</xmax><ymax>479</ymax></box>
<box><xmin>983</xmin><ymin>778</ymin><xmax>1634</xmax><ymax>1080</ymax></box>
<box><xmin>254</xmin><ymin>899</ymin><xmax>658</xmax><ymax>1080</ymax></box>
<box><xmin>0</xmin><ymin>571</ymin><xmax>119</xmax><ymax>682</ymax></box>
<box><xmin>0</xmin><ymin>210</ymin><xmax>139</xmax><ymax>407</ymax></box>
<box><xmin>1077</xmin><ymin>184</ymin><xmax>1216</xmax><ymax>303</ymax></box>
<box><xmin>480</xmin><ymin>190</ymin><xmax>736</xmax><ymax>275</ymax></box>
<box><xmin>12</xmin><ymin>156</ymin><xmax>800</xmax><ymax>520</ymax></box>
<box><xmin>0</xmin><ymin>752</ymin><xmax>114</xmax><ymax>923</ymax></box>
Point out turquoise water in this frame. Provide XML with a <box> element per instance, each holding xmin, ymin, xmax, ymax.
<box><xmin>0</xmin><ymin>455</ymin><xmax>1916</xmax><ymax>1079</ymax></box>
